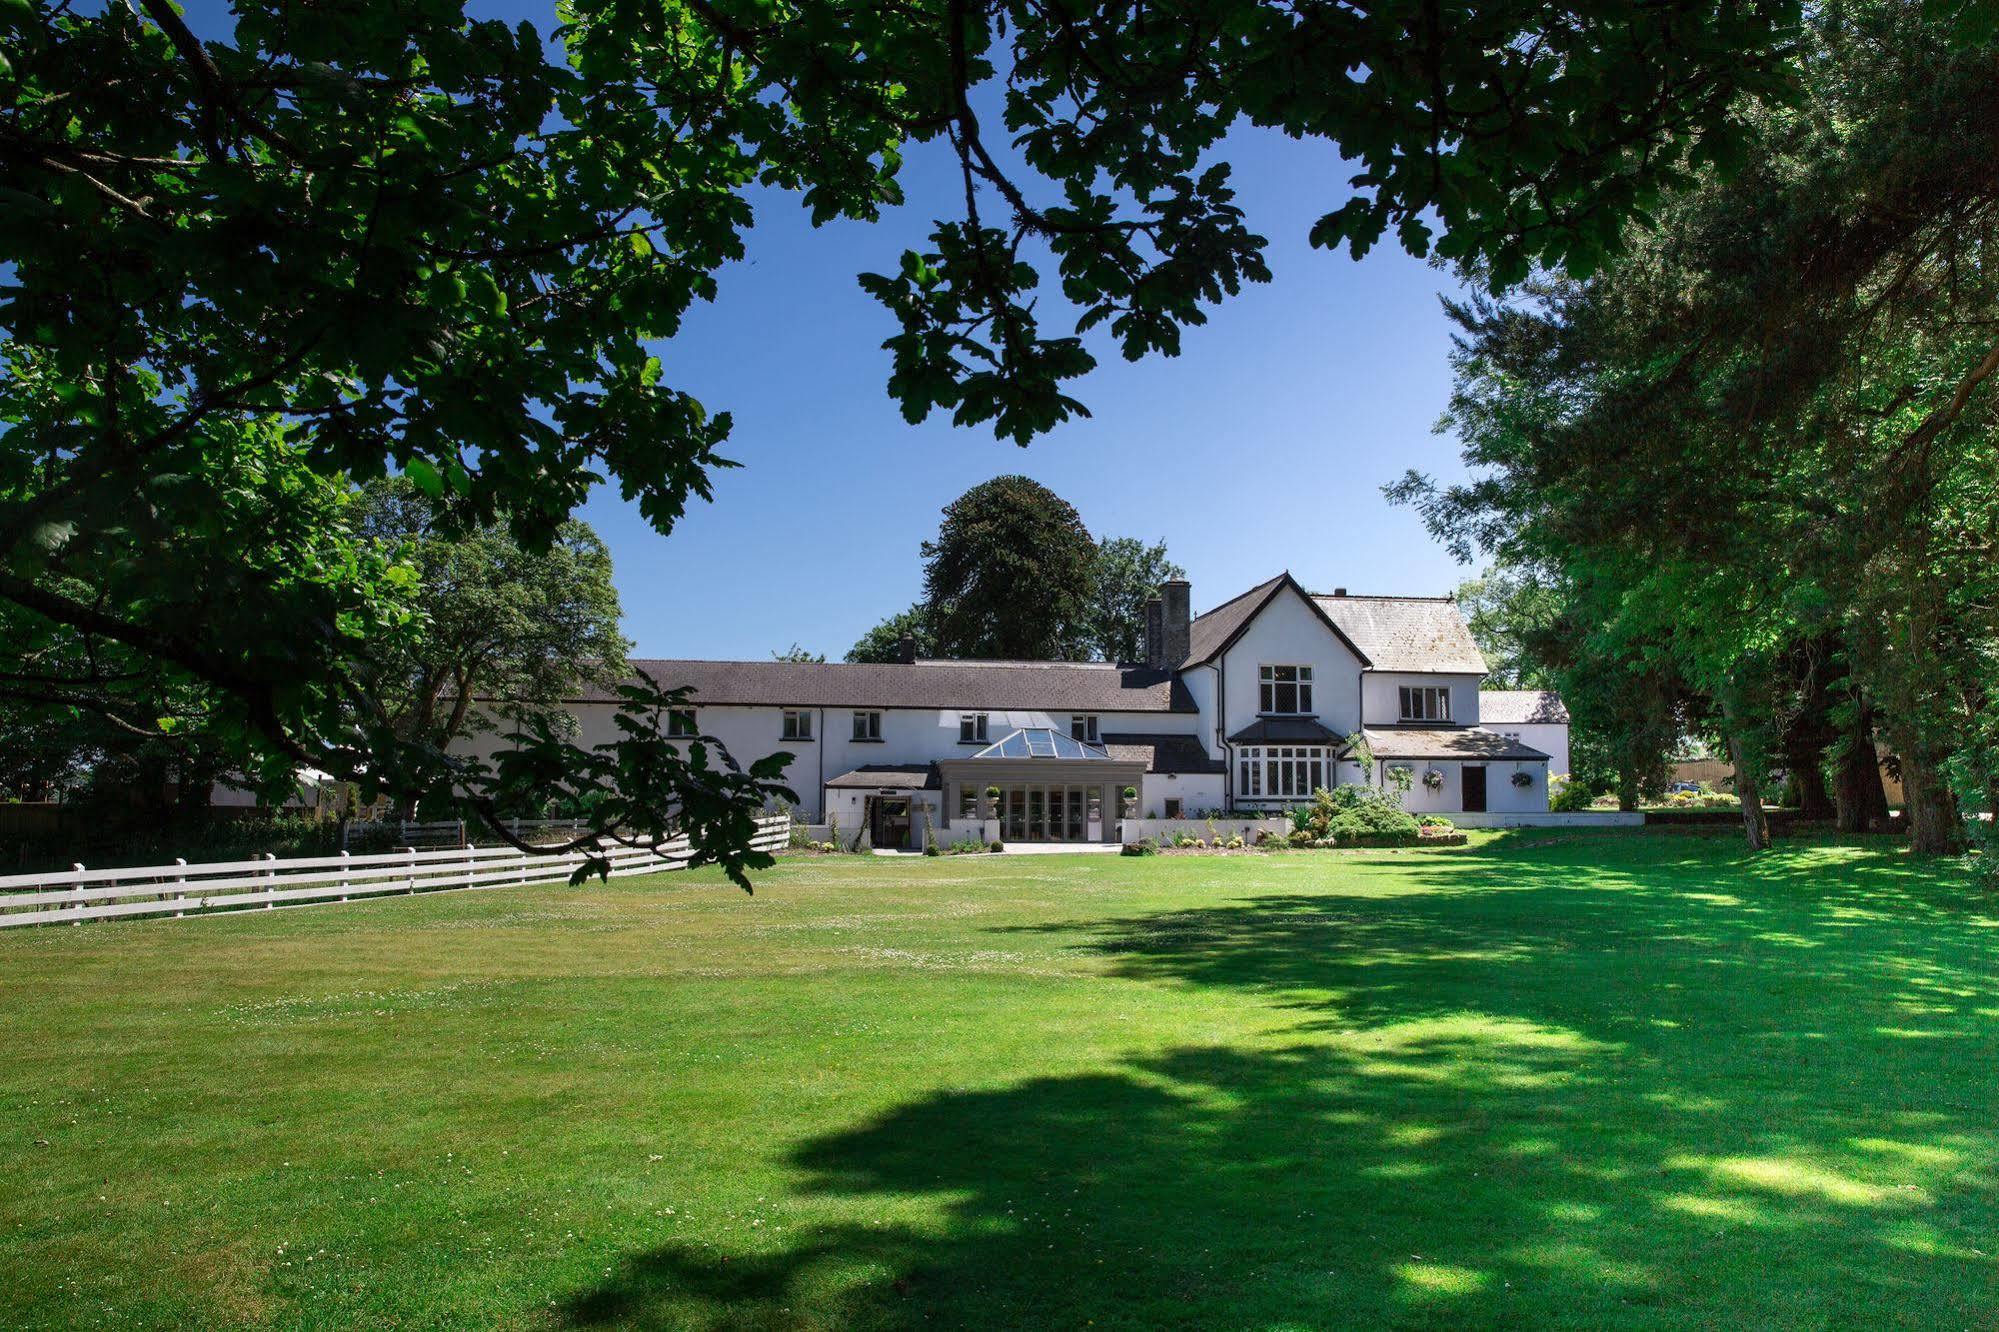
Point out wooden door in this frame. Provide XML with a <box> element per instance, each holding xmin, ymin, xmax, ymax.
<box><xmin>1462</xmin><ymin>766</ymin><xmax>1487</xmax><ymax>813</ymax></box>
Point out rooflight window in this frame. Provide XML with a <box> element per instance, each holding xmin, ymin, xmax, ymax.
<box><xmin>1259</xmin><ymin>665</ymin><xmax>1314</xmax><ymax>715</ymax></box>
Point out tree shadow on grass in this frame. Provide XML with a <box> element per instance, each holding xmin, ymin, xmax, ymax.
<box><xmin>565</xmin><ymin>836</ymin><xmax>1999</xmax><ymax>1328</ymax></box>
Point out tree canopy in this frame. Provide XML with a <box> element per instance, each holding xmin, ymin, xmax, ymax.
<box><xmin>2</xmin><ymin>0</ymin><xmax>1810</xmax><ymax>870</ymax></box>
<box><xmin>923</xmin><ymin>476</ymin><xmax>1098</xmax><ymax>659</ymax></box>
<box><xmin>1397</xmin><ymin>0</ymin><xmax>1999</xmax><ymax>858</ymax></box>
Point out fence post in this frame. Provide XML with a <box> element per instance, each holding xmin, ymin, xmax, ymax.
<box><xmin>69</xmin><ymin>862</ymin><xmax>85</xmax><ymax>925</ymax></box>
<box><xmin>173</xmin><ymin>857</ymin><xmax>187</xmax><ymax>918</ymax></box>
<box><xmin>263</xmin><ymin>852</ymin><xmax>277</xmax><ymax>908</ymax></box>
<box><xmin>403</xmin><ymin>847</ymin><xmax>417</xmax><ymax>894</ymax></box>
<box><xmin>337</xmin><ymin>849</ymin><xmax>351</xmax><ymax>902</ymax></box>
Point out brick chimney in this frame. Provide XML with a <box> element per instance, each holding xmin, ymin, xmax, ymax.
<box><xmin>1331</xmin><ymin>587</ymin><xmax>1348</xmax><ymax>597</ymax></box>
<box><xmin>896</xmin><ymin>633</ymin><xmax>917</xmax><ymax>664</ymax></box>
<box><xmin>1161</xmin><ymin>579</ymin><xmax>1191</xmax><ymax>669</ymax></box>
<box><xmin>1143</xmin><ymin>597</ymin><xmax>1165</xmax><ymax>668</ymax></box>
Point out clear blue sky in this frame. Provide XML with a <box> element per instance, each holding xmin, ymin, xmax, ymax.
<box><xmin>185</xmin><ymin>1</ymin><xmax>1483</xmax><ymax>660</ymax></box>
<box><xmin>608</xmin><ymin>125</ymin><xmax>1479</xmax><ymax>660</ymax></box>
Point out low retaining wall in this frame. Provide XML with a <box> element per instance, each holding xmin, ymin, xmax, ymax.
<box><xmin>1122</xmin><ymin>817</ymin><xmax>1291</xmax><ymax>845</ymax></box>
<box><xmin>1450</xmin><ymin>811</ymin><xmax>1646</xmax><ymax>829</ymax></box>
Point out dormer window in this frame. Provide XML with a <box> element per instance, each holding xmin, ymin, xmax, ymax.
<box><xmin>1259</xmin><ymin>665</ymin><xmax>1314</xmax><ymax>715</ymax></box>
<box><xmin>1399</xmin><ymin>686</ymin><xmax>1452</xmax><ymax>722</ymax></box>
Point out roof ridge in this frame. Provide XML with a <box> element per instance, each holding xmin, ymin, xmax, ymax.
<box><xmin>1190</xmin><ymin>572</ymin><xmax>1287</xmax><ymax>622</ymax></box>
<box><xmin>1310</xmin><ymin>592</ymin><xmax>1456</xmax><ymax>602</ymax></box>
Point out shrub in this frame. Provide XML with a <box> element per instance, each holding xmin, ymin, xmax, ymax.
<box><xmin>1549</xmin><ymin>775</ymin><xmax>1594</xmax><ymax>813</ymax></box>
<box><xmin>1224</xmin><ymin>834</ymin><xmax>1246</xmax><ymax>850</ymax></box>
<box><xmin>1418</xmin><ymin>815</ymin><xmax>1455</xmax><ymax>830</ymax></box>
<box><xmin>923</xmin><ymin>843</ymin><xmax>942</xmax><ymax>857</ymax></box>
<box><xmin>1120</xmin><ymin>841</ymin><xmax>1156</xmax><ymax>857</ymax></box>
<box><xmin>988</xmin><ymin>840</ymin><xmax>1004</xmax><ymax>853</ymax></box>
<box><xmin>1287</xmin><ymin>827</ymin><xmax>1315</xmax><ymax>847</ymax></box>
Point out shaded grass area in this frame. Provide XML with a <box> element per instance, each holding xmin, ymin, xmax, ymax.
<box><xmin>2</xmin><ymin>832</ymin><xmax>1996</xmax><ymax>1328</ymax></box>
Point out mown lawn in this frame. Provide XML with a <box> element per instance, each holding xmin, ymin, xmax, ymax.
<box><xmin>2</xmin><ymin>832</ymin><xmax>1996</xmax><ymax>1329</ymax></box>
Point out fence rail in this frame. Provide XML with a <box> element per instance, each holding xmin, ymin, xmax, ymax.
<box><xmin>0</xmin><ymin>815</ymin><xmax>790</xmax><ymax>929</ymax></box>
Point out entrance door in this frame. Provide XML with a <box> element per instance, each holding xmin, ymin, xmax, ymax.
<box><xmin>870</xmin><ymin>797</ymin><xmax>912</xmax><ymax>848</ymax></box>
<box><xmin>1462</xmin><ymin>766</ymin><xmax>1487</xmax><ymax>813</ymax></box>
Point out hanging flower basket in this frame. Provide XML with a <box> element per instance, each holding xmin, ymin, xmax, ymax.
<box><xmin>1511</xmin><ymin>770</ymin><xmax>1534</xmax><ymax>788</ymax></box>
<box><xmin>1421</xmin><ymin>768</ymin><xmax>1445</xmax><ymax>792</ymax></box>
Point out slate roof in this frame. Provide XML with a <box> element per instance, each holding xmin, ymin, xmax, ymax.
<box><xmin>1348</xmin><ymin>727</ymin><xmax>1549</xmax><ymax>761</ymax></box>
<box><xmin>1227</xmin><ymin>717</ymin><xmax>1341</xmax><ymax>745</ymax></box>
<box><xmin>1100</xmin><ymin>733</ymin><xmax>1227</xmax><ymax>775</ymax></box>
<box><xmin>1312</xmin><ymin>595</ymin><xmax>1488</xmax><ymax>674</ymax></box>
<box><xmin>597</xmin><ymin>659</ymin><xmax>1193</xmax><ymax>712</ymax></box>
<box><xmin>825</xmin><ymin>764</ymin><xmax>941</xmax><ymax>790</ymax></box>
<box><xmin>1182</xmin><ymin>573</ymin><xmax>1288</xmax><ymax>668</ymax></box>
<box><xmin>1478</xmin><ymin>690</ymin><xmax>1570</xmax><ymax>725</ymax></box>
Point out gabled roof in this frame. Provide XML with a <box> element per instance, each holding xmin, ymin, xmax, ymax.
<box><xmin>1479</xmin><ymin>690</ymin><xmax>1570</xmax><ymax>725</ymax></box>
<box><xmin>1311</xmin><ymin>595</ymin><xmax>1488</xmax><ymax>674</ymax></box>
<box><xmin>591</xmin><ymin>659</ymin><xmax>1193</xmax><ymax>712</ymax></box>
<box><xmin>1181</xmin><ymin>572</ymin><xmax>1372</xmax><ymax>670</ymax></box>
<box><xmin>1347</xmin><ymin>727</ymin><xmax>1549</xmax><ymax>761</ymax></box>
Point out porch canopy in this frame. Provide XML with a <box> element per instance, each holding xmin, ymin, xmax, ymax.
<box><xmin>937</xmin><ymin>728</ymin><xmax>1146</xmax><ymax>843</ymax></box>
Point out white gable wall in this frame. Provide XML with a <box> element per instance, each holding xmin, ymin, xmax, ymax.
<box><xmin>1215</xmin><ymin>587</ymin><xmax>1366</xmax><ymax>737</ymax></box>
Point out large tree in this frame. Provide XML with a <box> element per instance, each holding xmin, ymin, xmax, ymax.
<box><xmin>1397</xmin><ymin>0</ymin><xmax>1999</xmax><ymax>857</ymax></box>
<box><xmin>352</xmin><ymin>478</ymin><xmax>629</xmax><ymax>760</ymax></box>
<box><xmin>1</xmin><ymin>0</ymin><xmax>1805</xmax><ymax>873</ymax></box>
<box><xmin>923</xmin><ymin>476</ymin><xmax>1097</xmax><ymax>659</ymax></box>
<box><xmin>1091</xmin><ymin>537</ymin><xmax>1184</xmax><ymax>663</ymax></box>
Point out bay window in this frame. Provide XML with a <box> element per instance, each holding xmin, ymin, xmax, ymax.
<box><xmin>1237</xmin><ymin>745</ymin><xmax>1329</xmax><ymax>800</ymax></box>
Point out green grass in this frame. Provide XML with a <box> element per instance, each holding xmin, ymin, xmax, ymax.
<box><xmin>3</xmin><ymin>832</ymin><xmax>1996</xmax><ymax>1329</ymax></box>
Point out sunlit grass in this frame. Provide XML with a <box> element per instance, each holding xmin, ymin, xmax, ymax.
<box><xmin>2</xmin><ymin>831</ymin><xmax>1995</xmax><ymax>1329</ymax></box>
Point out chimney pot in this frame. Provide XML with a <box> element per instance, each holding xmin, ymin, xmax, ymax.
<box><xmin>1332</xmin><ymin>587</ymin><xmax>1348</xmax><ymax>597</ymax></box>
<box><xmin>895</xmin><ymin>633</ymin><xmax>917</xmax><ymax>665</ymax></box>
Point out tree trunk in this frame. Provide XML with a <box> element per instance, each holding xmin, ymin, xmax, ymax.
<box><xmin>1616</xmin><ymin>761</ymin><xmax>1639</xmax><ymax>813</ymax></box>
<box><xmin>1902</xmin><ymin>752</ymin><xmax>1966</xmax><ymax>856</ymax></box>
<box><xmin>1832</xmin><ymin>700</ymin><xmax>1889</xmax><ymax>833</ymax></box>
<box><xmin>1720</xmin><ymin>691</ymin><xmax>1770</xmax><ymax>853</ymax></box>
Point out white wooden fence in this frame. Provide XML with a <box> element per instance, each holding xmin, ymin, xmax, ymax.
<box><xmin>0</xmin><ymin>815</ymin><xmax>790</xmax><ymax>929</ymax></box>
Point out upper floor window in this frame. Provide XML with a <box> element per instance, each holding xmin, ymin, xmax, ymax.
<box><xmin>781</xmin><ymin>709</ymin><xmax>813</xmax><ymax>741</ymax></box>
<box><xmin>1070</xmin><ymin>714</ymin><xmax>1100</xmax><ymax>743</ymax></box>
<box><xmin>1259</xmin><ymin>665</ymin><xmax>1314</xmax><ymax>715</ymax></box>
<box><xmin>1399</xmin><ymin>686</ymin><xmax>1452</xmax><ymax>722</ymax></box>
<box><xmin>959</xmin><ymin>713</ymin><xmax>989</xmax><ymax>744</ymax></box>
<box><xmin>852</xmin><ymin>710</ymin><xmax>882</xmax><ymax>741</ymax></box>
<box><xmin>666</xmin><ymin>709</ymin><xmax>698</xmax><ymax>737</ymax></box>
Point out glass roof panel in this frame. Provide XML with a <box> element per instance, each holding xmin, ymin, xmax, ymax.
<box><xmin>971</xmin><ymin>728</ymin><xmax>1113</xmax><ymax>760</ymax></box>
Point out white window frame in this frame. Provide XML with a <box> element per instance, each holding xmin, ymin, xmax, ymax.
<box><xmin>666</xmin><ymin>709</ymin><xmax>698</xmax><ymax>737</ymax></box>
<box><xmin>1398</xmin><ymin>686</ymin><xmax>1452</xmax><ymax>722</ymax></box>
<box><xmin>959</xmin><ymin>713</ymin><xmax>989</xmax><ymax>744</ymax></box>
<box><xmin>1070</xmin><ymin>714</ymin><xmax>1100</xmax><ymax>743</ymax></box>
<box><xmin>781</xmin><ymin>709</ymin><xmax>812</xmax><ymax>741</ymax></box>
<box><xmin>1258</xmin><ymin>665</ymin><xmax>1315</xmax><ymax>715</ymax></box>
<box><xmin>852</xmin><ymin>710</ymin><xmax>883</xmax><ymax>741</ymax></box>
<box><xmin>1237</xmin><ymin>745</ymin><xmax>1329</xmax><ymax>801</ymax></box>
